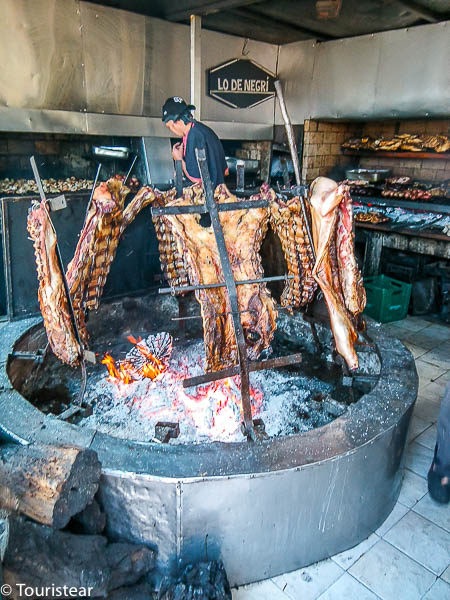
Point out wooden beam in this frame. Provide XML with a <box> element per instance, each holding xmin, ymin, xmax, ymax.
<box><xmin>166</xmin><ymin>0</ymin><xmax>266</xmax><ymax>21</ymax></box>
<box><xmin>394</xmin><ymin>1</ymin><xmax>440</xmax><ymax>23</ymax></box>
<box><xmin>232</xmin><ymin>7</ymin><xmax>335</xmax><ymax>41</ymax></box>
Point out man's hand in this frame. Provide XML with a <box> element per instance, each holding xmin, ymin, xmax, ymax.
<box><xmin>172</xmin><ymin>142</ymin><xmax>183</xmax><ymax>161</ymax></box>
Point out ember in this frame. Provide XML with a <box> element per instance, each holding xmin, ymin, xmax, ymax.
<box><xmin>83</xmin><ymin>339</ymin><xmax>339</xmax><ymax>444</ymax></box>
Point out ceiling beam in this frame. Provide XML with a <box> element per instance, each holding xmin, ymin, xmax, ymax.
<box><xmin>233</xmin><ymin>7</ymin><xmax>336</xmax><ymax>41</ymax></box>
<box><xmin>166</xmin><ymin>0</ymin><xmax>266</xmax><ymax>21</ymax></box>
<box><xmin>394</xmin><ymin>1</ymin><xmax>440</xmax><ymax>23</ymax></box>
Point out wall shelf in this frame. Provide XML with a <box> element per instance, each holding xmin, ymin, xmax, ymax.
<box><xmin>343</xmin><ymin>150</ymin><xmax>450</xmax><ymax>160</ymax></box>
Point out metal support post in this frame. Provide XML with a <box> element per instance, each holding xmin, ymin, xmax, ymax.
<box><xmin>190</xmin><ymin>15</ymin><xmax>202</xmax><ymax>119</ymax></box>
<box><xmin>195</xmin><ymin>148</ymin><xmax>256</xmax><ymax>440</ymax></box>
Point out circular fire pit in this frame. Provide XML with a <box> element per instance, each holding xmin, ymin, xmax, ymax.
<box><xmin>1</xmin><ymin>295</ymin><xmax>417</xmax><ymax>586</ymax></box>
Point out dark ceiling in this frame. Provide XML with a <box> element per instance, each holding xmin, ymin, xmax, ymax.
<box><xmin>88</xmin><ymin>0</ymin><xmax>450</xmax><ymax>44</ymax></box>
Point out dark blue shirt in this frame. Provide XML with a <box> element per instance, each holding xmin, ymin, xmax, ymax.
<box><xmin>183</xmin><ymin>121</ymin><xmax>228</xmax><ymax>188</ymax></box>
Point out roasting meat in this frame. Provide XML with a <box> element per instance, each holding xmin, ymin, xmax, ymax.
<box><xmin>309</xmin><ymin>177</ymin><xmax>366</xmax><ymax>370</ymax></box>
<box><xmin>66</xmin><ymin>179</ymin><xmax>130</xmax><ymax>337</ymax></box>
<box><xmin>121</xmin><ymin>186</ymin><xmax>156</xmax><ymax>231</ymax></box>
<box><xmin>268</xmin><ymin>191</ymin><xmax>317</xmax><ymax>309</ymax></box>
<box><xmin>151</xmin><ymin>187</ymin><xmax>192</xmax><ymax>292</ymax></box>
<box><xmin>336</xmin><ymin>186</ymin><xmax>366</xmax><ymax>317</ymax></box>
<box><xmin>27</xmin><ymin>201</ymin><xmax>81</xmax><ymax>366</ymax></box>
<box><xmin>162</xmin><ymin>183</ymin><xmax>277</xmax><ymax>371</ymax></box>
<box><xmin>1</xmin><ymin>177</ymin><xmax>94</xmax><ymax>196</ymax></box>
<box><xmin>342</xmin><ymin>133</ymin><xmax>450</xmax><ymax>154</ymax></box>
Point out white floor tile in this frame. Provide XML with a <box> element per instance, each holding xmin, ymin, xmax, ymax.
<box><xmin>272</xmin><ymin>559</ymin><xmax>344</xmax><ymax>600</ymax></box>
<box><xmin>441</xmin><ymin>564</ymin><xmax>450</xmax><ymax>584</ymax></box>
<box><xmin>420</xmin><ymin>325</ymin><xmax>450</xmax><ymax>341</ymax></box>
<box><xmin>331</xmin><ymin>533</ymin><xmax>379</xmax><ymax>570</ymax></box>
<box><xmin>316</xmin><ymin>572</ymin><xmax>379</xmax><ymax>600</ymax></box>
<box><xmin>405</xmin><ymin>331</ymin><xmax>440</xmax><ymax>351</ymax></box>
<box><xmin>375</xmin><ymin>501</ymin><xmax>409</xmax><ymax>537</ymax></box>
<box><xmin>403</xmin><ymin>342</ymin><xmax>429</xmax><ymax>359</ymax></box>
<box><xmin>421</xmin><ymin>348</ymin><xmax>450</xmax><ymax>371</ymax></box>
<box><xmin>383</xmin><ymin>325</ymin><xmax>410</xmax><ymax>341</ymax></box>
<box><xmin>408</xmin><ymin>416</ymin><xmax>434</xmax><ymax>443</ymax></box>
<box><xmin>413</xmin><ymin>493</ymin><xmax>450</xmax><ymax>533</ymax></box>
<box><xmin>392</xmin><ymin>317</ymin><xmax>431</xmax><ymax>333</ymax></box>
<box><xmin>415</xmin><ymin>360</ymin><xmax>448</xmax><ymax>386</ymax></box>
<box><xmin>405</xmin><ymin>441</ymin><xmax>434</xmax><ymax>478</ymax></box>
<box><xmin>425</xmin><ymin>380</ymin><xmax>449</xmax><ymax>401</ymax></box>
<box><xmin>413</xmin><ymin>396</ymin><xmax>442</xmax><ymax>423</ymax></box>
<box><xmin>422</xmin><ymin>578</ymin><xmax>450</xmax><ymax>600</ymax></box>
<box><xmin>415</xmin><ymin>424</ymin><xmax>437</xmax><ymax>450</ymax></box>
<box><xmin>397</xmin><ymin>469</ymin><xmax>428</xmax><ymax>508</ymax></box>
<box><xmin>232</xmin><ymin>579</ymin><xmax>290</xmax><ymax>599</ymax></box>
<box><xmin>349</xmin><ymin>539</ymin><xmax>436</xmax><ymax>600</ymax></box>
<box><xmin>384</xmin><ymin>511</ymin><xmax>450</xmax><ymax>575</ymax></box>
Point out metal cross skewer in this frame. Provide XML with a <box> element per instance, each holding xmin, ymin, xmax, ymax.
<box><xmin>195</xmin><ymin>148</ymin><xmax>256</xmax><ymax>440</ymax></box>
<box><xmin>29</xmin><ymin>156</ymin><xmax>88</xmax><ymax>405</ymax></box>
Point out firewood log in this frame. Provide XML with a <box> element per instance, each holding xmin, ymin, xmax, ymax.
<box><xmin>72</xmin><ymin>498</ymin><xmax>106</xmax><ymax>534</ymax></box>
<box><xmin>0</xmin><ymin>443</ymin><xmax>101</xmax><ymax>529</ymax></box>
<box><xmin>3</xmin><ymin>516</ymin><xmax>156</xmax><ymax>599</ymax></box>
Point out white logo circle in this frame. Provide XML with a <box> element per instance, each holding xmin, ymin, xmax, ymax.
<box><xmin>173</xmin><ymin>97</ymin><xmax>183</xmax><ymax>103</ymax></box>
<box><xmin>1</xmin><ymin>584</ymin><xmax>12</xmax><ymax>596</ymax></box>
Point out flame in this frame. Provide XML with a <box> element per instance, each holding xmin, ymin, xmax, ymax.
<box><xmin>101</xmin><ymin>336</ymin><xmax>166</xmax><ymax>384</ymax></box>
<box><xmin>101</xmin><ymin>336</ymin><xmax>265</xmax><ymax>440</ymax></box>
<box><xmin>101</xmin><ymin>353</ymin><xmax>134</xmax><ymax>384</ymax></box>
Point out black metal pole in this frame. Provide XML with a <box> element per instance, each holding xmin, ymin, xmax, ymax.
<box><xmin>29</xmin><ymin>156</ymin><xmax>87</xmax><ymax>404</ymax></box>
<box><xmin>195</xmin><ymin>148</ymin><xmax>256</xmax><ymax>441</ymax></box>
<box><xmin>175</xmin><ymin>160</ymin><xmax>183</xmax><ymax>198</ymax></box>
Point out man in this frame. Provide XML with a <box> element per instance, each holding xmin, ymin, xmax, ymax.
<box><xmin>162</xmin><ymin>96</ymin><xmax>228</xmax><ymax>189</ymax></box>
<box><xmin>428</xmin><ymin>382</ymin><xmax>450</xmax><ymax>504</ymax></box>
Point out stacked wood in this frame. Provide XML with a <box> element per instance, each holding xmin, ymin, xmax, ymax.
<box><xmin>71</xmin><ymin>498</ymin><xmax>106</xmax><ymax>534</ymax></box>
<box><xmin>0</xmin><ymin>442</ymin><xmax>157</xmax><ymax>598</ymax></box>
<box><xmin>0</xmin><ymin>443</ymin><xmax>101</xmax><ymax>529</ymax></box>
<box><xmin>3</xmin><ymin>516</ymin><xmax>156</xmax><ymax>599</ymax></box>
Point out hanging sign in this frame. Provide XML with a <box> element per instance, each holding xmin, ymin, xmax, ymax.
<box><xmin>208</xmin><ymin>58</ymin><xmax>276</xmax><ymax>109</ymax></box>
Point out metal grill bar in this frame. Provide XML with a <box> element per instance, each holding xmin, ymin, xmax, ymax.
<box><xmin>183</xmin><ymin>352</ymin><xmax>303</xmax><ymax>388</ymax></box>
<box><xmin>151</xmin><ymin>198</ymin><xmax>268</xmax><ymax>216</ymax></box>
<box><xmin>159</xmin><ymin>274</ymin><xmax>293</xmax><ymax>295</ymax></box>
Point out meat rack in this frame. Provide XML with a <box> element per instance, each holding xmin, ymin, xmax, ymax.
<box><xmin>151</xmin><ymin>148</ymin><xmax>304</xmax><ymax>441</ymax></box>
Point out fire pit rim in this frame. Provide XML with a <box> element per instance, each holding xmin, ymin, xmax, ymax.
<box><xmin>1</xmin><ymin>317</ymin><xmax>418</xmax><ymax>480</ymax></box>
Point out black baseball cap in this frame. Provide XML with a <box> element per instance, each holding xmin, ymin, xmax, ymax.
<box><xmin>162</xmin><ymin>97</ymin><xmax>195</xmax><ymax>122</ymax></box>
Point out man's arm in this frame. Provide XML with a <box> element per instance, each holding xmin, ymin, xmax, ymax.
<box><xmin>172</xmin><ymin>142</ymin><xmax>200</xmax><ymax>184</ymax></box>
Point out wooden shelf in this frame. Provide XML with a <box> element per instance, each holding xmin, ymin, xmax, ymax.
<box><xmin>343</xmin><ymin>150</ymin><xmax>450</xmax><ymax>160</ymax></box>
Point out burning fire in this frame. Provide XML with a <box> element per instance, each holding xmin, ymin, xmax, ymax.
<box><xmin>101</xmin><ymin>335</ymin><xmax>264</xmax><ymax>440</ymax></box>
<box><xmin>101</xmin><ymin>335</ymin><xmax>166</xmax><ymax>383</ymax></box>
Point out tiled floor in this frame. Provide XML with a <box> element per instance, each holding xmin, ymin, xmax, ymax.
<box><xmin>233</xmin><ymin>316</ymin><xmax>450</xmax><ymax>600</ymax></box>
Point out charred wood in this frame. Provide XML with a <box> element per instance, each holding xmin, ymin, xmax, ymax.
<box><xmin>3</xmin><ymin>516</ymin><xmax>156</xmax><ymax>599</ymax></box>
<box><xmin>71</xmin><ymin>498</ymin><xmax>106</xmax><ymax>535</ymax></box>
<box><xmin>0</xmin><ymin>443</ymin><xmax>101</xmax><ymax>529</ymax></box>
<box><xmin>159</xmin><ymin>560</ymin><xmax>231</xmax><ymax>600</ymax></box>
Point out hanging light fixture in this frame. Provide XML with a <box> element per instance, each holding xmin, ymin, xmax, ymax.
<box><xmin>316</xmin><ymin>0</ymin><xmax>343</xmax><ymax>20</ymax></box>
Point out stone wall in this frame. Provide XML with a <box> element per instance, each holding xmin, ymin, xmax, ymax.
<box><xmin>301</xmin><ymin>120</ymin><xmax>362</xmax><ymax>183</ymax></box>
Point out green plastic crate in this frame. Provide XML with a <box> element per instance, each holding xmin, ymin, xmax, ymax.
<box><xmin>363</xmin><ymin>274</ymin><xmax>412</xmax><ymax>323</ymax></box>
